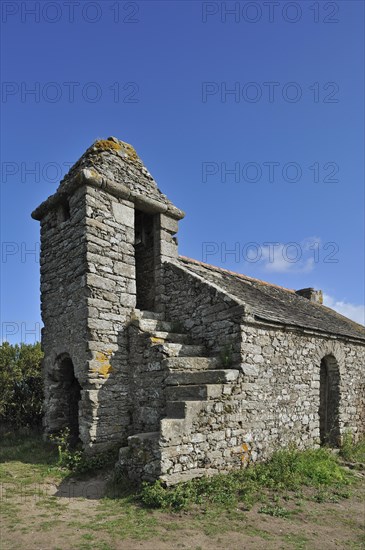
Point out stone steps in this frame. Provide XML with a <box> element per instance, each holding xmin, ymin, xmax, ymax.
<box><xmin>166</xmin><ymin>383</ymin><xmax>225</xmax><ymax>401</ymax></box>
<box><xmin>163</xmin><ymin>356</ymin><xmax>219</xmax><ymax>370</ymax></box>
<box><xmin>165</xmin><ymin>400</ymin><xmax>187</xmax><ymax>418</ymax></box>
<box><xmin>137</xmin><ymin>311</ymin><xmax>191</xmax><ymax>344</ymax></box>
<box><xmin>153</xmin><ymin>343</ymin><xmax>206</xmax><ymax>357</ymax></box>
<box><xmin>160</xmin><ymin>468</ymin><xmax>218</xmax><ymax>486</ymax></box>
<box><xmin>139</xmin><ymin>318</ymin><xmax>177</xmax><ymax>333</ymax></box>
<box><xmin>150</xmin><ymin>331</ymin><xmax>190</xmax><ymax>344</ymax></box>
<box><xmin>137</xmin><ymin>310</ymin><xmax>165</xmax><ymax>321</ymax></box>
<box><xmin>166</xmin><ymin>368</ymin><xmax>239</xmax><ymax>386</ymax></box>
<box><xmin>120</xmin><ymin>310</ymin><xmax>239</xmax><ymax>484</ymax></box>
<box><xmin>119</xmin><ymin>431</ymin><xmax>161</xmax><ymax>482</ymax></box>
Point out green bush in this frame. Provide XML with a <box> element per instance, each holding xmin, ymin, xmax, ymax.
<box><xmin>0</xmin><ymin>341</ymin><xmax>44</xmax><ymax>427</ymax></box>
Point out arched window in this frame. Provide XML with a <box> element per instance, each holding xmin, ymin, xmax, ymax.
<box><xmin>319</xmin><ymin>355</ymin><xmax>341</xmax><ymax>447</ymax></box>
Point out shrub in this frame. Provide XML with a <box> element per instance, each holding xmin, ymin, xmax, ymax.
<box><xmin>0</xmin><ymin>342</ymin><xmax>44</xmax><ymax>427</ymax></box>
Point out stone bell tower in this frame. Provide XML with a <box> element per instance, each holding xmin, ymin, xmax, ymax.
<box><xmin>32</xmin><ymin>137</ymin><xmax>184</xmax><ymax>452</ymax></box>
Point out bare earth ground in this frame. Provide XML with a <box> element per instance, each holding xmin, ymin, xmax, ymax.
<box><xmin>1</xmin><ymin>472</ymin><xmax>364</xmax><ymax>550</ymax></box>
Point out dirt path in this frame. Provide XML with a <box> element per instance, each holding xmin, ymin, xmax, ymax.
<box><xmin>1</xmin><ymin>474</ymin><xmax>364</xmax><ymax>550</ymax></box>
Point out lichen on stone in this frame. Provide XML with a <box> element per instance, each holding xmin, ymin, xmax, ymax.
<box><xmin>94</xmin><ymin>139</ymin><xmax>122</xmax><ymax>152</ymax></box>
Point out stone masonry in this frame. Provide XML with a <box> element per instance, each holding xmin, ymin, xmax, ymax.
<box><xmin>32</xmin><ymin>137</ymin><xmax>365</xmax><ymax>484</ymax></box>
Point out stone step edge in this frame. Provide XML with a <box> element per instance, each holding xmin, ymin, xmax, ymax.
<box><xmin>166</xmin><ymin>368</ymin><xmax>240</xmax><ymax>386</ymax></box>
<box><xmin>133</xmin><ymin>318</ymin><xmax>181</xmax><ymax>334</ymax></box>
<box><xmin>166</xmin><ymin>383</ymin><xmax>228</xmax><ymax>400</ymax></box>
<box><xmin>159</xmin><ymin>467</ymin><xmax>220</xmax><ymax>486</ymax></box>
<box><xmin>133</xmin><ymin>309</ymin><xmax>165</xmax><ymax>321</ymax></box>
<box><xmin>150</xmin><ymin>330</ymin><xmax>190</xmax><ymax>343</ymax></box>
<box><xmin>162</xmin><ymin>356</ymin><xmax>219</xmax><ymax>369</ymax></box>
<box><xmin>153</xmin><ymin>343</ymin><xmax>207</xmax><ymax>358</ymax></box>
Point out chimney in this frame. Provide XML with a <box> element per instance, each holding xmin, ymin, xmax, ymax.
<box><xmin>296</xmin><ymin>288</ymin><xmax>323</xmax><ymax>304</ymax></box>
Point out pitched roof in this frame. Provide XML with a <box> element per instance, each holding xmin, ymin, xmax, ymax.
<box><xmin>59</xmin><ymin>137</ymin><xmax>178</xmax><ymax>208</ymax></box>
<box><xmin>32</xmin><ymin>137</ymin><xmax>184</xmax><ymax>220</ymax></box>
<box><xmin>178</xmin><ymin>256</ymin><xmax>365</xmax><ymax>341</ymax></box>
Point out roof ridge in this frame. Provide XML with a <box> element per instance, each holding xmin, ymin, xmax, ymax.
<box><xmin>178</xmin><ymin>256</ymin><xmax>295</xmax><ymax>294</ymax></box>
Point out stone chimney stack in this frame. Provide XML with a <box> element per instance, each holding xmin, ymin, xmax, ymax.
<box><xmin>296</xmin><ymin>288</ymin><xmax>323</xmax><ymax>304</ymax></box>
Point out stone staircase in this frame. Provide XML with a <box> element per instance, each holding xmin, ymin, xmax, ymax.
<box><xmin>118</xmin><ymin>310</ymin><xmax>239</xmax><ymax>483</ymax></box>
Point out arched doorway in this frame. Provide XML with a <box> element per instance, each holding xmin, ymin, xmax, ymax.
<box><xmin>52</xmin><ymin>354</ymin><xmax>81</xmax><ymax>447</ymax></box>
<box><xmin>319</xmin><ymin>355</ymin><xmax>340</xmax><ymax>447</ymax></box>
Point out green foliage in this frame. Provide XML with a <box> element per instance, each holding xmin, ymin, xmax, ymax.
<box><xmin>246</xmin><ymin>446</ymin><xmax>348</xmax><ymax>489</ymax></box>
<box><xmin>0</xmin><ymin>428</ymin><xmax>67</xmax><ymax>486</ymax></box>
<box><xmin>50</xmin><ymin>427</ymin><xmax>83</xmax><ymax>470</ymax></box>
<box><xmin>340</xmin><ymin>434</ymin><xmax>365</xmax><ymax>463</ymax></box>
<box><xmin>50</xmin><ymin>427</ymin><xmax>118</xmax><ymax>475</ymax></box>
<box><xmin>141</xmin><ymin>480</ymin><xmax>197</xmax><ymax>510</ymax></box>
<box><xmin>0</xmin><ymin>342</ymin><xmax>44</xmax><ymax>427</ymax></box>
<box><xmin>140</xmin><ymin>446</ymin><xmax>352</xmax><ymax>511</ymax></box>
<box><xmin>259</xmin><ymin>504</ymin><xmax>291</xmax><ymax>518</ymax></box>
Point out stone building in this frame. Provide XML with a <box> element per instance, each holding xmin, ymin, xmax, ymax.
<box><xmin>32</xmin><ymin>137</ymin><xmax>365</xmax><ymax>484</ymax></box>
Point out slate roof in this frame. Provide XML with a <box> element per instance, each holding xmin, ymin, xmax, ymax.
<box><xmin>179</xmin><ymin>256</ymin><xmax>365</xmax><ymax>341</ymax></box>
<box><xmin>58</xmin><ymin>137</ymin><xmax>178</xmax><ymax>212</ymax></box>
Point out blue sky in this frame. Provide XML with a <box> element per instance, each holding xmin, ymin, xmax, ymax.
<box><xmin>1</xmin><ymin>0</ymin><xmax>364</xmax><ymax>343</ymax></box>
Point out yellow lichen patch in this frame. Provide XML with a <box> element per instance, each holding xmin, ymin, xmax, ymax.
<box><xmin>240</xmin><ymin>442</ymin><xmax>251</xmax><ymax>464</ymax></box>
<box><xmin>94</xmin><ymin>139</ymin><xmax>122</xmax><ymax>151</ymax></box>
<box><xmin>150</xmin><ymin>336</ymin><xmax>165</xmax><ymax>345</ymax></box>
<box><xmin>120</xmin><ymin>141</ymin><xmax>139</xmax><ymax>162</ymax></box>
<box><xmin>90</xmin><ymin>350</ymin><xmax>114</xmax><ymax>378</ymax></box>
<box><xmin>83</xmin><ymin>168</ymin><xmax>102</xmax><ymax>181</ymax></box>
<box><xmin>98</xmin><ymin>363</ymin><xmax>113</xmax><ymax>377</ymax></box>
<box><xmin>96</xmin><ymin>351</ymin><xmax>110</xmax><ymax>363</ymax></box>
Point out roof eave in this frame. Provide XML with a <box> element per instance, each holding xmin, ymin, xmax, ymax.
<box><xmin>31</xmin><ymin>168</ymin><xmax>185</xmax><ymax>221</ymax></box>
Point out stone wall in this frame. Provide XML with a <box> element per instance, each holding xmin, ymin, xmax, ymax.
<box><xmin>40</xmin><ymin>186</ymin><xmax>90</xmax><ymax>439</ymax></box>
<box><xmin>158</xmin><ymin>264</ymin><xmax>365</xmax><ymax>483</ymax></box>
<box><xmin>39</xmin><ymin>181</ymin><xmax>182</xmax><ymax>454</ymax></box>
<box><xmin>160</xmin><ymin>328</ymin><xmax>365</xmax><ymax>482</ymax></box>
<box><xmin>82</xmin><ymin>186</ymin><xmax>137</xmax><ymax>451</ymax></box>
<box><xmin>127</xmin><ymin>317</ymin><xmax>168</xmax><ymax>434</ymax></box>
<box><xmin>41</xmin><ymin>183</ymin><xmax>140</xmax><ymax>452</ymax></box>
<box><xmin>163</xmin><ymin>261</ymin><xmax>244</xmax><ymax>361</ymax></box>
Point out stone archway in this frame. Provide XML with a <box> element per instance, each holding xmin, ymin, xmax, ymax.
<box><xmin>319</xmin><ymin>354</ymin><xmax>341</xmax><ymax>447</ymax></box>
<box><xmin>49</xmin><ymin>354</ymin><xmax>82</xmax><ymax>447</ymax></box>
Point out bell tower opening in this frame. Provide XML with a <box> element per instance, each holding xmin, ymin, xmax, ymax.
<box><xmin>134</xmin><ymin>210</ymin><xmax>156</xmax><ymax>311</ymax></box>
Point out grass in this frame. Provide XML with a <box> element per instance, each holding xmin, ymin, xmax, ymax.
<box><xmin>339</xmin><ymin>433</ymin><xmax>365</xmax><ymax>463</ymax></box>
<box><xmin>258</xmin><ymin>504</ymin><xmax>291</xmax><ymax>518</ymax></box>
<box><xmin>1</xmin><ymin>430</ymin><xmax>364</xmax><ymax>547</ymax></box>
<box><xmin>140</xmin><ymin>445</ymin><xmax>354</xmax><ymax>511</ymax></box>
<box><xmin>0</xmin><ymin>428</ymin><xmax>65</xmax><ymax>486</ymax></box>
<box><xmin>282</xmin><ymin>532</ymin><xmax>310</xmax><ymax>549</ymax></box>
